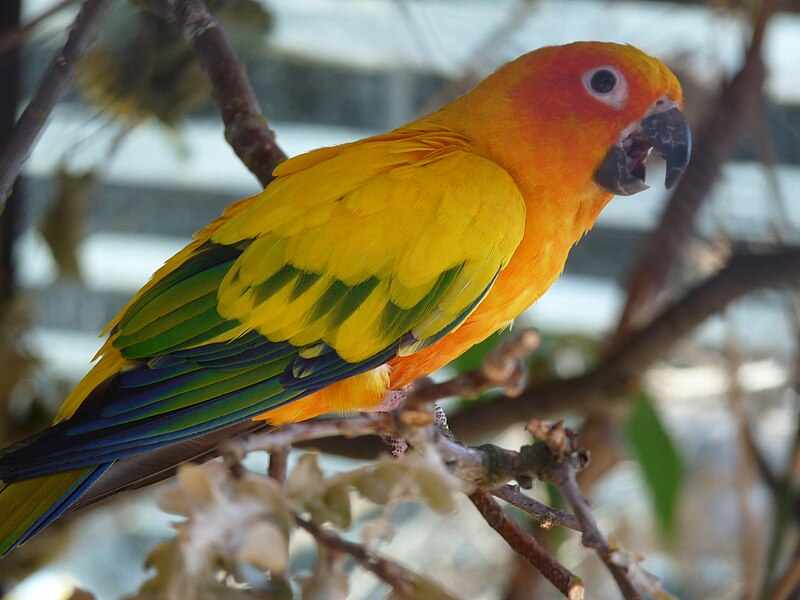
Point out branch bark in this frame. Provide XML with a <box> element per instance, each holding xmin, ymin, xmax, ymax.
<box><xmin>0</xmin><ymin>0</ymin><xmax>111</xmax><ymax>206</ymax></box>
<box><xmin>541</xmin><ymin>454</ymin><xmax>643</xmax><ymax>600</ymax></box>
<box><xmin>469</xmin><ymin>488</ymin><xmax>584</xmax><ymax>600</ymax></box>
<box><xmin>0</xmin><ymin>0</ymin><xmax>82</xmax><ymax>56</ymax></box>
<box><xmin>492</xmin><ymin>484</ymin><xmax>581</xmax><ymax>532</ymax></box>
<box><xmin>528</xmin><ymin>420</ymin><xmax>659</xmax><ymax>600</ymax></box>
<box><xmin>610</xmin><ymin>0</ymin><xmax>773</xmax><ymax>342</ymax></box>
<box><xmin>447</xmin><ymin>249</ymin><xmax>800</xmax><ymax>439</ymax></box>
<box><xmin>295</xmin><ymin>515</ymin><xmax>415</xmax><ymax>599</ymax></box>
<box><xmin>140</xmin><ymin>0</ymin><xmax>286</xmax><ymax>187</ymax></box>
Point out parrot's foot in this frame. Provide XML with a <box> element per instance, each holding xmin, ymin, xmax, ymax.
<box><xmin>433</xmin><ymin>403</ymin><xmax>449</xmax><ymax>430</ymax></box>
<box><xmin>367</xmin><ymin>386</ymin><xmax>412</xmax><ymax>457</ymax></box>
<box><xmin>381</xmin><ymin>402</ymin><xmax>451</xmax><ymax>458</ymax></box>
<box><xmin>371</xmin><ymin>385</ymin><xmax>414</xmax><ymax>413</ymax></box>
<box><xmin>389</xmin><ymin>437</ymin><xmax>409</xmax><ymax>457</ymax></box>
<box><xmin>372</xmin><ymin>385</ymin><xmax>453</xmax><ymax>458</ymax></box>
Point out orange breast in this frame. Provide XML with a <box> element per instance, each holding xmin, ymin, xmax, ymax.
<box><xmin>389</xmin><ymin>221</ymin><xmax>568</xmax><ymax>388</ymax></box>
<box><xmin>389</xmin><ymin>182</ymin><xmax>613</xmax><ymax>390</ymax></box>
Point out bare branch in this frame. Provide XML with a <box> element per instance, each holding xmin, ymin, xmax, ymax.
<box><xmin>469</xmin><ymin>488</ymin><xmax>584</xmax><ymax>600</ymax></box>
<box><xmin>140</xmin><ymin>0</ymin><xmax>286</xmax><ymax>187</ymax></box>
<box><xmin>448</xmin><ymin>249</ymin><xmax>800</xmax><ymax>439</ymax></box>
<box><xmin>610</xmin><ymin>0</ymin><xmax>774</xmax><ymax>342</ymax></box>
<box><xmin>770</xmin><ymin>553</ymin><xmax>800</xmax><ymax>600</ymax></box>
<box><xmin>528</xmin><ymin>420</ymin><xmax>645</xmax><ymax>600</ymax></box>
<box><xmin>412</xmin><ymin>329</ymin><xmax>540</xmax><ymax>403</ymax></box>
<box><xmin>0</xmin><ymin>0</ymin><xmax>82</xmax><ymax>56</ymax></box>
<box><xmin>0</xmin><ymin>0</ymin><xmax>112</xmax><ymax>206</ymax></box>
<box><xmin>230</xmin><ymin>409</ymin><xmax>550</xmax><ymax>495</ymax></box>
<box><xmin>268</xmin><ymin>447</ymin><xmax>289</xmax><ymax>484</ymax></box>
<box><xmin>296</xmin><ymin>515</ymin><xmax>415</xmax><ymax>599</ymax></box>
<box><xmin>232</xmin><ymin>414</ymin><xmax>391</xmax><ymax>457</ymax></box>
<box><xmin>492</xmin><ymin>484</ymin><xmax>581</xmax><ymax>532</ymax></box>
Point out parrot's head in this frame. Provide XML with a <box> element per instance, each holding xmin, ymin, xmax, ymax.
<box><xmin>547</xmin><ymin>42</ymin><xmax>692</xmax><ymax>196</ymax></box>
<box><xmin>440</xmin><ymin>41</ymin><xmax>691</xmax><ymax>200</ymax></box>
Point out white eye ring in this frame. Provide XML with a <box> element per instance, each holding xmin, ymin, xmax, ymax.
<box><xmin>582</xmin><ymin>65</ymin><xmax>628</xmax><ymax>110</ymax></box>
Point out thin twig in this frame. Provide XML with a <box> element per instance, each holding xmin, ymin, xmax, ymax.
<box><xmin>412</xmin><ymin>329</ymin><xmax>540</xmax><ymax>403</ymax></box>
<box><xmin>770</xmin><ymin>553</ymin><xmax>800</xmax><ymax>600</ymax></box>
<box><xmin>611</xmin><ymin>0</ymin><xmax>774</xmax><ymax>343</ymax></box>
<box><xmin>469</xmin><ymin>488</ymin><xmax>584</xmax><ymax>600</ymax></box>
<box><xmin>548</xmin><ymin>462</ymin><xmax>644</xmax><ymax>600</ymax></box>
<box><xmin>739</xmin><ymin>407</ymin><xmax>780</xmax><ymax>496</ymax></box>
<box><xmin>0</xmin><ymin>0</ymin><xmax>82</xmax><ymax>56</ymax></box>
<box><xmin>492</xmin><ymin>484</ymin><xmax>581</xmax><ymax>532</ymax></box>
<box><xmin>268</xmin><ymin>447</ymin><xmax>289</xmax><ymax>484</ymax></box>
<box><xmin>295</xmin><ymin>515</ymin><xmax>414</xmax><ymax>599</ymax></box>
<box><xmin>528</xmin><ymin>420</ymin><xmax>644</xmax><ymax>600</ymax></box>
<box><xmin>233</xmin><ymin>414</ymin><xmax>391</xmax><ymax>456</ymax></box>
<box><xmin>762</xmin><ymin>312</ymin><xmax>800</xmax><ymax>597</ymax></box>
<box><xmin>748</xmin><ymin>88</ymin><xmax>793</xmax><ymax>242</ymax></box>
<box><xmin>725</xmin><ymin>338</ymin><xmax>765</xmax><ymax>600</ymax></box>
<box><xmin>0</xmin><ymin>0</ymin><xmax>112</xmax><ymax>205</ymax></box>
<box><xmin>139</xmin><ymin>0</ymin><xmax>286</xmax><ymax>187</ymax></box>
<box><xmin>448</xmin><ymin>249</ymin><xmax>800</xmax><ymax>439</ymax></box>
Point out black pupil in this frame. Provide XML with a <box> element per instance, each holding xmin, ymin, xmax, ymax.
<box><xmin>590</xmin><ymin>70</ymin><xmax>616</xmax><ymax>94</ymax></box>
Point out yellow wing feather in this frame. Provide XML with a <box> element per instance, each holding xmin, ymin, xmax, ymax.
<box><xmin>212</xmin><ymin>127</ymin><xmax>526</xmax><ymax>363</ymax></box>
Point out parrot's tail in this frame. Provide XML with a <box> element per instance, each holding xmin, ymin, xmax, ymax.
<box><xmin>0</xmin><ymin>465</ymin><xmax>109</xmax><ymax>556</ymax></box>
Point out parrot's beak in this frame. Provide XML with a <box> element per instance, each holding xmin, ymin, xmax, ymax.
<box><xmin>593</xmin><ymin>101</ymin><xmax>691</xmax><ymax>196</ymax></box>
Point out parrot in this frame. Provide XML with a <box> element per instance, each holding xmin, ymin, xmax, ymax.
<box><xmin>0</xmin><ymin>41</ymin><xmax>690</xmax><ymax>555</ymax></box>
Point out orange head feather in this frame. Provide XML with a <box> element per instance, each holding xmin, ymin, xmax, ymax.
<box><xmin>390</xmin><ymin>42</ymin><xmax>689</xmax><ymax>389</ymax></box>
<box><xmin>426</xmin><ymin>41</ymin><xmax>685</xmax><ymax>204</ymax></box>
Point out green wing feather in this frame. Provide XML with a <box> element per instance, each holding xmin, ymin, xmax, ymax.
<box><xmin>0</xmin><ymin>129</ymin><xmax>526</xmax><ymax>555</ymax></box>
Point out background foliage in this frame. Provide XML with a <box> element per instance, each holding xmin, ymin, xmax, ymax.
<box><xmin>1</xmin><ymin>0</ymin><xmax>800</xmax><ymax>598</ymax></box>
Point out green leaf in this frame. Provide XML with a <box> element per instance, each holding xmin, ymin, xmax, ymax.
<box><xmin>414</xmin><ymin>470</ymin><xmax>457</xmax><ymax>514</ymax></box>
<box><xmin>385</xmin><ymin>566</ymin><xmax>460</xmax><ymax>600</ymax></box>
<box><xmin>323</xmin><ymin>482</ymin><xmax>353</xmax><ymax>529</ymax></box>
<box><xmin>625</xmin><ymin>392</ymin><xmax>683</xmax><ymax>538</ymax></box>
<box><xmin>449</xmin><ymin>331</ymin><xmax>505</xmax><ymax>375</ymax></box>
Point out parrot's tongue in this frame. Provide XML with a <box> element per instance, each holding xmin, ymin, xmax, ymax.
<box><xmin>621</xmin><ymin>131</ymin><xmax>651</xmax><ymax>183</ymax></box>
<box><xmin>594</xmin><ymin>104</ymin><xmax>692</xmax><ymax>197</ymax></box>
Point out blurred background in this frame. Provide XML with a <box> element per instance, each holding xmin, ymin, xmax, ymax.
<box><xmin>1</xmin><ymin>0</ymin><xmax>800</xmax><ymax>598</ymax></box>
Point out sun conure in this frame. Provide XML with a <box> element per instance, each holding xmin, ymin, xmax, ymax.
<box><xmin>0</xmin><ymin>41</ymin><xmax>690</xmax><ymax>554</ymax></box>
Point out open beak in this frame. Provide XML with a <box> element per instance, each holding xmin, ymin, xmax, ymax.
<box><xmin>593</xmin><ymin>102</ymin><xmax>692</xmax><ymax>196</ymax></box>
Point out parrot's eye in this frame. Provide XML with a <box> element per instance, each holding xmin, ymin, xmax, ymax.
<box><xmin>590</xmin><ymin>70</ymin><xmax>616</xmax><ymax>93</ymax></box>
<box><xmin>582</xmin><ymin>65</ymin><xmax>628</xmax><ymax>110</ymax></box>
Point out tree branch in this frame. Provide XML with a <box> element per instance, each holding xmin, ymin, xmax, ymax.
<box><xmin>492</xmin><ymin>484</ymin><xmax>580</xmax><ymax>532</ymax></box>
<box><xmin>225</xmin><ymin>350</ymin><xmax>670</xmax><ymax>597</ymax></box>
<box><xmin>527</xmin><ymin>420</ymin><xmax>672</xmax><ymax>600</ymax></box>
<box><xmin>140</xmin><ymin>0</ymin><xmax>286</xmax><ymax>187</ymax></box>
<box><xmin>770</xmin><ymin>552</ymin><xmax>800</xmax><ymax>600</ymax></box>
<box><xmin>299</xmin><ymin>248</ymin><xmax>800</xmax><ymax>460</ymax></box>
<box><xmin>448</xmin><ymin>249</ymin><xmax>800</xmax><ymax>439</ymax></box>
<box><xmin>469</xmin><ymin>488</ymin><xmax>584</xmax><ymax>600</ymax></box>
<box><xmin>0</xmin><ymin>0</ymin><xmax>112</xmax><ymax>206</ymax></box>
<box><xmin>412</xmin><ymin>330</ymin><xmax>540</xmax><ymax>403</ymax></box>
<box><xmin>610</xmin><ymin>0</ymin><xmax>774</xmax><ymax>342</ymax></box>
<box><xmin>268</xmin><ymin>447</ymin><xmax>289</xmax><ymax>484</ymax></box>
<box><xmin>0</xmin><ymin>0</ymin><xmax>82</xmax><ymax>56</ymax></box>
<box><xmin>295</xmin><ymin>515</ymin><xmax>415</xmax><ymax>599</ymax></box>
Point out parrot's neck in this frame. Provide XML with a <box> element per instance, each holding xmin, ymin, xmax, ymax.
<box><xmin>412</xmin><ymin>99</ymin><xmax>616</xmax><ymax>325</ymax></box>
<box><xmin>419</xmin><ymin>101</ymin><xmax>614</xmax><ymax>247</ymax></box>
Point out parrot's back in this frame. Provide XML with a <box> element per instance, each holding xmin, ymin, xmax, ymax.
<box><xmin>0</xmin><ymin>40</ymin><xmax>690</xmax><ymax>556</ymax></box>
